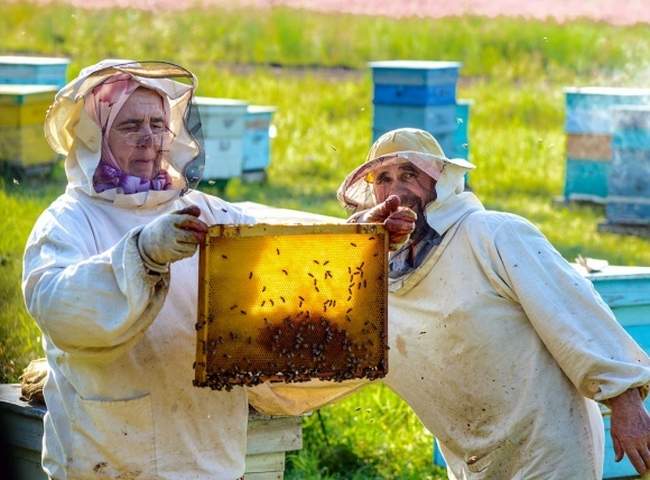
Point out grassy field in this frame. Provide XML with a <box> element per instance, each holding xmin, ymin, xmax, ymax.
<box><xmin>2</xmin><ymin>3</ymin><xmax>650</xmax><ymax>478</ymax></box>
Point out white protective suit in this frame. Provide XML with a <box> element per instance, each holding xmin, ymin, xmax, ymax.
<box><xmin>250</xmin><ymin>129</ymin><xmax>650</xmax><ymax>479</ymax></box>
<box><xmin>22</xmin><ymin>60</ymin><xmax>255</xmax><ymax>480</ymax></box>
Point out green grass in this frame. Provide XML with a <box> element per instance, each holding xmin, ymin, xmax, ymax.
<box><xmin>2</xmin><ymin>2</ymin><xmax>650</xmax><ymax>83</ymax></box>
<box><xmin>2</xmin><ymin>3</ymin><xmax>650</xmax><ymax>478</ymax></box>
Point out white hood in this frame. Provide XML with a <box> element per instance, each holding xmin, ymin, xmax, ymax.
<box><xmin>44</xmin><ymin>59</ymin><xmax>202</xmax><ymax>209</ymax></box>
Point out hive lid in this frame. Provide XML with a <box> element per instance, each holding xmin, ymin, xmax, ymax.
<box><xmin>369</xmin><ymin>60</ymin><xmax>461</xmax><ymax>70</ymax></box>
<box><xmin>247</xmin><ymin>105</ymin><xmax>277</xmax><ymax>114</ymax></box>
<box><xmin>0</xmin><ymin>56</ymin><xmax>70</xmax><ymax>65</ymax></box>
<box><xmin>564</xmin><ymin>86</ymin><xmax>650</xmax><ymax>97</ymax></box>
<box><xmin>193</xmin><ymin>97</ymin><xmax>248</xmax><ymax>113</ymax></box>
<box><xmin>194</xmin><ymin>223</ymin><xmax>388</xmax><ymax>390</ymax></box>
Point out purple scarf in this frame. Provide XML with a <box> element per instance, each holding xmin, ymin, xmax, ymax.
<box><xmin>93</xmin><ymin>162</ymin><xmax>172</xmax><ymax>194</ymax></box>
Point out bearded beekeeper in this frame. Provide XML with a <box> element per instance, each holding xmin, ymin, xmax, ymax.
<box><xmin>21</xmin><ymin>59</ymin><xmax>272</xmax><ymax>480</ymax></box>
<box><xmin>249</xmin><ymin>128</ymin><xmax>650</xmax><ymax>479</ymax></box>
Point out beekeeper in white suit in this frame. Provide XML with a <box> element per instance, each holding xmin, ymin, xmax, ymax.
<box><xmin>250</xmin><ymin>128</ymin><xmax>650</xmax><ymax>479</ymax></box>
<box><xmin>22</xmin><ymin>59</ymin><xmax>259</xmax><ymax>480</ymax></box>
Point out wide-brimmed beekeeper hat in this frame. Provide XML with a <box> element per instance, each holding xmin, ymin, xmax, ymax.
<box><xmin>337</xmin><ymin>128</ymin><xmax>475</xmax><ymax>212</ymax></box>
<box><xmin>44</xmin><ymin>59</ymin><xmax>204</xmax><ymax>208</ymax></box>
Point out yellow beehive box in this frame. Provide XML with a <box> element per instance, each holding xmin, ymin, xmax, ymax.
<box><xmin>194</xmin><ymin>223</ymin><xmax>388</xmax><ymax>390</ymax></box>
<box><xmin>0</xmin><ymin>85</ymin><xmax>57</xmax><ymax>169</ymax></box>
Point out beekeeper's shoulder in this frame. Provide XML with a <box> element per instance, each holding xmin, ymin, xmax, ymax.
<box><xmin>459</xmin><ymin>209</ymin><xmax>539</xmax><ymax>245</ymax></box>
<box><xmin>29</xmin><ymin>192</ymin><xmax>92</xmax><ymax>243</ymax></box>
<box><xmin>180</xmin><ymin>189</ymin><xmax>253</xmax><ymax>225</ymax></box>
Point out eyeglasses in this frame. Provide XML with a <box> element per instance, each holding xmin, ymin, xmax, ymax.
<box><xmin>111</xmin><ymin>125</ymin><xmax>176</xmax><ymax>148</ymax></box>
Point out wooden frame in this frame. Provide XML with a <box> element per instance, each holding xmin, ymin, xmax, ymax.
<box><xmin>194</xmin><ymin>223</ymin><xmax>389</xmax><ymax>390</ymax></box>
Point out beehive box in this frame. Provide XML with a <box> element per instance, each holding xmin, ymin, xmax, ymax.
<box><xmin>243</xmin><ymin>105</ymin><xmax>276</xmax><ymax>174</ymax></box>
<box><xmin>193</xmin><ymin>97</ymin><xmax>248</xmax><ymax>180</ymax></box>
<box><xmin>372</xmin><ymin>104</ymin><xmax>457</xmax><ymax>136</ymax></box>
<box><xmin>606</xmin><ymin>106</ymin><xmax>650</xmax><ymax>225</ymax></box>
<box><xmin>435</xmin><ymin>265</ymin><xmax>650</xmax><ymax>478</ymax></box>
<box><xmin>194</xmin><ymin>223</ymin><xmax>388</xmax><ymax>391</ymax></box>
<box><xmin>565</xmin><ymin>87</ymin><xmax>650</xmax><ymax>135</ymax></box>
<box><xmin>564</xmin><ymin>87</ymin><xmax>650</xmax><ymax>202</ymax></box>
<box><xmin>0</xmin><ymin>56</ymin><xmax>69</xmax><ymax>88</ymax></box>
<box><xmin>369</xmin><ymin>59</ymin><xmax>470</xmax><ymax>160</ymax></box>
<box><xmin>0</xmin><ymin>85</ymin><xmax>58</xmax><ymax>169</ymax></box>
<box><xmin>369</xmin><ymin>61</ymin><xmax>461</xmax><ymax>106</ymax></box>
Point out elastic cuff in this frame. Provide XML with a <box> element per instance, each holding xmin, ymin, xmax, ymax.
<box><xmin>135</xmin><ymin>231</ymin><xmax>170</xmax><ymax>274</ymax></box>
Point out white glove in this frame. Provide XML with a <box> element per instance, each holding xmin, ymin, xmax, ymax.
<box><xmin>137</xmin><ymin>205</ymin><xmax>208</xmax><ymax>273</ymax></box>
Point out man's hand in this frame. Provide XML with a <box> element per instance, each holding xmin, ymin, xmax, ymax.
<box><xmin>609</xmin><ymin>388</ymin><xmax>650</xmax><ymax>475</ymax></box>
<box><xmin>352</xmin><ymin>195</ymin><xmax>417</xmax><ymax>251</ymax></box>
<box><xmin>138</xmin><ymin>205</ymin><xmax>208</xmax><ymax>271</ymax></box>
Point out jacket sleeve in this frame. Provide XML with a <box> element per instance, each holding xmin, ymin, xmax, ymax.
<box><xmin>247</xmin><ymin>378</ymin><xmax>370</xmax><ymax>416</ymax></box>
<box><xmin>488</xmin><ymin>216</ymin><xmax>650</xmax><ymax>402</ymax></box>
<box><xmin>22</xmin><ymin>208</ymin><xmax>169</xmax><ymax>363</ymax></box>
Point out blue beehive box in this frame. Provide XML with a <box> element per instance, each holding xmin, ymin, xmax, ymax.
<box><xmin>564</xmin><ymin>87</ymin><xmax>650</xmax><ymax>203</ymax></box>
<box><xmin>607</xmin><ymin>106</ymin><xmax>650</xmax><ymax>224</ymax></box>
<box><xmin>369</xmin><ymin>60</ymin><xmax>463</xmax><ymax>145</ymax></box>
<box><xmin>193</xmin><ymin>97</ymin><xmax>248</xmax><ymax>180</ymax></box>
<box><xmin>564</xmin><ymin>133</ymin><xmax>612</xmax><ymax>202</ymax></box>
<box><xmin>565</xmin><ymin>159</ymin><xmax>610</xmax><ymax>200</ymax></box>
<box><xmin>435</xmin><ymin>265</ymin><xmax>650</xmax><ymax>478</ymax></box>
<box><xmin>373</xmin><ymin>104</ymin><xmax>457</xmax><ymax>135</ymax></box>
<box><xmin>565</xmin><ymin>87</ymin><xmax>650</xmax><ymax>135</ymax></box>
<box><xmin>0</xmin><ymin>56</ymin><xmax>70</xmax><ymax>89</ymax></box>
<box><xmin>369</xmin><ymin>61</ymin><xmax>461</xmax><ymax>106</ymax></box>
<box><xmin>242</xmin><ymin>105</ymin><xmax>276</xmax><ymax>174</ymax></box>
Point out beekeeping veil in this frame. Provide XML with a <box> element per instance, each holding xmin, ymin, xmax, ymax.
<box><xmin>337</xmin><ymin>128</ymin><xmax>475</xmax><ymax>214</ymax></box>
<box><xmin>44</xmin><ymin>59</ymin><xmax>204</xmax><ymax>208</ymax></box>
